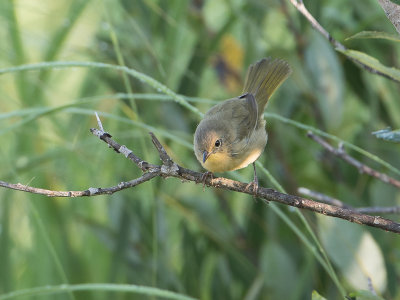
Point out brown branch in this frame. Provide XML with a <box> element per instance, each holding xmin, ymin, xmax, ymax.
<box><xmin>0</xmin><ymin>172</ymin><xmax>159</xmax><ymax>197</ymax></box>
<box><xmin>357</xmin><ymin>206</ymin><xmax>400</xmax><ymax>214</ymax></box>
<box><xmin>377</xmin><ymin>0</ymin><xmax>400</xmax><ymax>35</ymax></box>
<box><xmin>289</xmin><ymin>0</ymin><xmax>345</xmax><ymax>51</ymax></box>
<box><xmin>90</xmin><ymin>128</ymin><xmax>159</xmax><ymax>172</ymax></box>
<box><xmin>298</xmin><ymin>187</ymin><xmax>351</xmax><ymax>209</ymax></box>
<box><xmin>289</xmin><ymin>0</ymin><xmax>400</xmax><ymax>83</ymax></box>
<box><xmin>307</xmin><ymin>131</ymin><xmax>400</xmax><ymax>189</ymax></box>
<box><xmin>1</xmin><ymin>121</ymin><xmax>400</xmax><ymax>234</ymax></box>
<box><xmin>298</xmin><ymin>187</ymin><xmax>400</xmax><ymax>214</ymax></box>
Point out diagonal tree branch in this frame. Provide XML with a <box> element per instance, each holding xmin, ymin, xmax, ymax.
<box><xmin>289</xmin><ymin>0</ymin><xmax>400</xmax><ymax>83</ymax></box>
<box><xmin>307</xmin><ymin>131</ymin><xmax>400</xmax><ymax>189</ymax></box>
<box><xmin>289</xmin><ymin>0</ymin><xmax>345</xmax><ymax>51</ymax></box>
<box><xmin>1</xmin><ymin>120</ymin><xmax>399</xmax><ymax>234</ymax></box>
<box><xmin>377</xmin><ymin>0</ymin><xmax>400</xmax><ymax>35</ymax></box>
<box><xmin>298</xmin><ymin>187</ymin><xmax>400</xmax><ymax>214</ymax></box>
<box><xmin>0</xmin><ymin>172</ymin><xmax>159</xmax><ymax>197</ymax></box>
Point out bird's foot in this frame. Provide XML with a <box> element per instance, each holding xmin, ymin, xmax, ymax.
<box><xmin>200</xmin><ymin>171</ymin><xmax>214</xmax><ymax>191</ymax></box>
<box><xmin>245</xmin><ymin>176</ymin><xmax>259</xmax><ymax>198</ymax></box>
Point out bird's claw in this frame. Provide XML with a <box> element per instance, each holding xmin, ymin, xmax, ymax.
<box><xmin>245</xmin><ymin>177</ymin><xmax>259</xmax><ymax>198</ymax></box>
<box><xmin>245</xmin><ymin>162</ymin><xmax>260</xmax><ymax>198</ymax></box>
<box><xmin>200</xmin><ymin>171</ymin><xmax>214</xmax><ymax>191</ymax></box>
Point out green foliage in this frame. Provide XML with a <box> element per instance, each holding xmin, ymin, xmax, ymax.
<box><xmin>337</xmin><ymin>49</ymin><xmax>400</xmax><ymax>82</ymax></box>
<box><xmin>318</xmin><ymin>216</ymin><xmax>386</xmax><ymax>293</ymax></box>
<box><xmin>0</xmin><ymin>284</ymin><xmax>197</xmax><ymax>300</ymax></box>
<box><xmin>311</xmin><ymin>290</ymin><xmax>327</xmax><ymax>300</ymax></box>
<box><xmin>0</xmin><ymin>0</ymin><xmax>400</xmax><ymax>299</ymax></box>
<box><xmin>346</xmin><ymin>31</ymin><xmax>400</xmax><ymax>42</ymax></box>
<box><xmin>348</xmin><ymin>290</ymin><xmax>386</xmax><ymax>300</ymax></box>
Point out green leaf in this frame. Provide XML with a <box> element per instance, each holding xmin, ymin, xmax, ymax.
<box><xmin>336</xmin><ymin>49</ymin><xmax>400</xmax><ymax>82</ymax></box>
<box><xmin>348</xmin><ymin>290</ymin><xmax>385</xmax><ymax>300</ymax></box>
<box><xmin>346</xmin><ymin>31</ymin><xmax>400</xmax><ymax>42</ymax></box>
<box><xmin>0</xmin><ymin>284</ymin><xmax>197</xmax><ymax>300</ymax></box>
<box><xmin>312</xmin><ymin>290</ymin><xmax>327</xmax><ymax>300</ymax></box>
<box><xmin>317</xmin><ymin>216</ymin><xmax>387</xmax><ymax>293</ymax></box>
<box><xmin>372</xmin><ymin>128</ymin><xmax>400</xmax><ymax>143</ymax></box>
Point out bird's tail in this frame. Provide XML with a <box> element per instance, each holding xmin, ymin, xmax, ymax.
<box><xmin>242</xmin><ymin>58</ymin><xmax>292</xmax><ymax>113</ymax></box>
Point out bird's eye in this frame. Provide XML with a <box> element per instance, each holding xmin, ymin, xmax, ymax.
<box><xmin>214</xmin><ymin>139</ymin><xmax>222</xmax><ymax>147</ymax></box>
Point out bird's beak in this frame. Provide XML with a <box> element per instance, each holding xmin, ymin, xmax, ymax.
<box><xmin>203</xmin><ymin>150</ymin><xmax>210</xmax><ymax>163</ymax></box>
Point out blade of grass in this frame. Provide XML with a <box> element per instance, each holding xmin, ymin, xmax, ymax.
<box><xmin>67</xmin><ymin>108</ymin><xmax>192</xmax><ymax>148</ymax></box>
<box><xmin>116</xmin><ymin>1</ymin><xmax>167</xmax><ymax>77</ymax></box>
<box><xmin>30</xmin><ymin>203</ymin><xmax>75</xmax><ymax>300</ymax></box>
<box><xmin>0</xmin><ymin>283</ymin><xmax>197</xmax><ymax>300</ymax></box>
<box><xmin>162</xmin><ymin>193</ymin><xmax>256</xmax><ymax>277</ymax></box>
<box><xmin>31</xmin><ymin>1</ymin><xmax>90</xmax><ymax>104</ymax></box>
<box><xmin>102</xmin><ymin>4</ymin><xmax>138</xmax><ymax>118</ymax></box>
<box><xmin>0</xmin><ymin>192</ymin><xmax>12</xmax><ymax>293</ymax></box>
<box><xmin>255</xmin><ymin>165</ymin><xmax>346</xmax><ymax>297</ymax></box>
<box><xmin>0</xmin><ymin>104</ymin><xmax>192</xmax><ymax>149</ymax></box>
<box><xmin>3</xmin><ymin>0</ymin><xmax>28</xmax><ymax>102</ymax></box>
<box><xmin>0</xmin><ymin>61</ymin><xmax>203</xmax><ymax>118</ymax></box>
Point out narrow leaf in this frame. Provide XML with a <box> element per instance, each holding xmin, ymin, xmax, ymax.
<box><xmin>346</xmin><ymin>31</ymin><xmax>400</xmax><ymax>42</ymax></box>
<box><xmin>311</xmin><ymin>291</ymin><xmax>327</xmax><ymax>300</ymax></box>
<box><xmin>337</xmin><ymin>49</ymin><xmax>400</xmax><ymax>82</ymax></box>
<box><xmin>348</xmin><ymin>290</ymin><xmax>385</xmax><ymax>300</ymax></box>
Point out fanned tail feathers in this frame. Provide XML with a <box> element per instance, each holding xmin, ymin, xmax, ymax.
<box><xmin>242</xmin><ymin>58</ymin><xmax>292</xmax><ymax>113</ymax></box>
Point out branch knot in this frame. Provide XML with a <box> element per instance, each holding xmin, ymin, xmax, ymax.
<box><xmin>161</xmin><ymin>163</ymin><xmax>180</xmax><ymax>177</ymax></box>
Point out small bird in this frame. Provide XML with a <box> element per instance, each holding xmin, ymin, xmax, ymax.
<box><xmin>194</xmin><ymin>58</ymin><xmax>292</xmax><ymax>191</ymax></box>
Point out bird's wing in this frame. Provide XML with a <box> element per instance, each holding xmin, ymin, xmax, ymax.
<box><xmin>203</xmin><ymin>95</ymin><xmax>259</xmax><ymax>148</ymax></box>
<box><xmin>241</xmin><ymin>93</ymin><xmax>258</xmax><ymax>138</ymax></box>
<box><xmin>232</xmin><ymin>94</ymin><xmax>259</xmax><ymax>146</ymax></box>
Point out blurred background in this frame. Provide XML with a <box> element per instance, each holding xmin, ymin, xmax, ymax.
<box><xmin>0</xmin><ymin>0</ymin><xmax>399</xmax><ymax>299</ymax></box>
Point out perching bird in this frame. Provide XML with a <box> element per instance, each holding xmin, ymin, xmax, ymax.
<box><xmin>194</xmin><ymin>58</ymin><xmax>292</xmax><ymax>191</ymax></box>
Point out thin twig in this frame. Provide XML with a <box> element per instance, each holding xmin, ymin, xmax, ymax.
<box><xmin>357</xmin><ymin>206</ymin><xmax>400</xmax><ymax>214</ymax></box>
<box><xmin>377</xmin><ymin>0</ymin><xmax>400</xmax><ymax>35</ymax></box>
<box><xmin>95</xmin><ymin>112</ymin><xmax>105</xmax><ymax>132</ymax></box>
<box><xmin>298</xmin><ymin>187</ymin><xmax>400</xmax><ymax>214</ymax></box>
<box><xmin>307</xmin><ymin>131</ymin><xmax>400</xmax><ymax>189</ymax></box>
<box><xmin>1</xmin><ymin>121</ymin><xmax>399</xmax><ymax>234</ymax></box>
<box><xmin>289</xmin><ymin>0</ymin><xmax>400</xmax><ymax>83</ymax></box>
<box><xmin>298</xmin><ymin>187</ymin><xmax>351</xmax><ymax>209</ymax></box>
<box><xmin>0</xmin><ymin>173</ymin><xmax>159</xmax><ymax>197</ymax></box>
<box><xmin>289</xmin><ymin>0</ymin><xmax>345</xmax><ymax>50</ymax></box>
<box><xmin>90</xmin><ymin>128</ymin><xmax>159</xmax><ymax>172</ymax></box>
<box><xmin>149</xmin><ymin>132</ymin><xmax>175</xmax><ymax>167</ymax></box>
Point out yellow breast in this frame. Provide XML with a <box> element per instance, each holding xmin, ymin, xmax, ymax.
<box><xmin>202</xmin><ymin>152</ymin><xmax>235</xmax><ymax>173</ymax></box>
<box><xmin>202</xmin><ymin>147</ymin><xmax>263</xmax><ymax>173</ymax></box>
